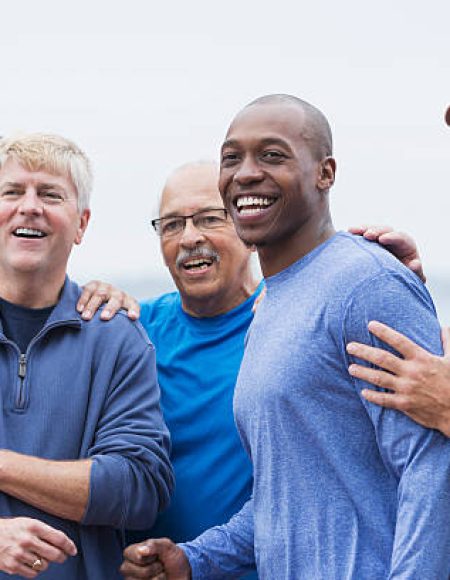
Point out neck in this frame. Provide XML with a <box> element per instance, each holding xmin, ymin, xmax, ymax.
<box><xmin>180</xmin><ymin>274</ymin><xmax>260</xmax><ymax>318</ymax></box>
<box><xmin>0</xmin><ymin>272</ymin><xmax>64</xmax><ymax>308</ymax></box>
<box><xmin>258</xmin><ymin>213</ymin><xmax>335</xmax><ymax>278</ymax></box>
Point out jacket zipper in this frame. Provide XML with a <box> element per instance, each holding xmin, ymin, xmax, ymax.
<box><xmin>17</xmin><ymin>353</ymin><xmax>27</xmax><ymax>408</ymax></box>
<box><xmin>0</xmin><ymin>318</ymin><xmax>80</xmax><ymax>411</ymax></box>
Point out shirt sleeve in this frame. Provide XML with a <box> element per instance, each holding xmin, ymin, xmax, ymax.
<box><xmin>180</xmin><ymin>498</ymin><xmax>256</xmax><ymax>579</ymax></box>
<box><xmin>343</xmin><ymin>270</ymin><xmax>450</xmax><ymax>578</ymax></box>
<box><xmin>82</xmin><ymin>328</ymin><xmax>173</xmax><ymax>529</ymax></box>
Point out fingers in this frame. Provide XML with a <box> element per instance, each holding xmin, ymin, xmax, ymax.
<box><xmin>348</xmin><ymin>225</ymin><xmax>393</xmax><ymax>239</ymax></box>
<box><xmin>123</xmin><ymin>542</ymin><xmax>158</xmax><ymax>566</ymax></box>
<box><xmin>120</xmin><ymin>558</ymin><xmax>164</xmax><ymax>578</ymax></box>
<box><xmin>0</xmin><ymin>519</ymin><xmax>76</xmax><ymax>578</ymax></box>
<box><xmin>347</xmin><ymin>340</ymin><xmax>404</xmax><ymax>375</ymax></box>
<box><xmin>119</xmin><ymin>295</ymin><xmax>140</xmax><ymax>321</ymax></box>
<box><xmin>78</xmin><ymin>281</ymin><xmax>139</xmax><ymax>321</ymax></box>
<box><xmin>360</xmin><ymin>388</ymin><xmax>408</xmax><ymax>411</ymax></box>
<box><xmin>366</xmin><ymin>321</ymin><xmax>425</xmax><ymax>360</ymax></box>
<box><xmin>348</xmin><ymin>363</ymin><xmax>397</xmax><ymax>390</ymax></box>
<box><xmin>34</xmin><ymin>521</ymin><xmax>77</xmax><ymax>558</ymax></box>
<box><xmin>404</xmin><ymin>258</ymin><xmax>426</xmax><ymax>283</ymax></box>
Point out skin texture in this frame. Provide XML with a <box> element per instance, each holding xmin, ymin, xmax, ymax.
<box><xmin>219</xmin><ymin>102</ymin><xmax>336</xmax><ymax>278</ymax></box>
<box><xmin>158</xmin><ymin>162</ymin><xmax>258</xmax><ymax>317</ymax></box>
<box><xmin>0</xmin><ymin>160</ymin><xmax>91</xmax><ymax>575</ymax></box>
<box><xmin>0</xmin><ymin>518</ymin><xmax>76</xmax><ymax>579</ymax></box>
<box><xmin>77</xmin><ymin>280</ymin><xmax>140</xmax><ymax>321</ymax></box>
<box><xmin>120</xmin><ymin>539</ymin><xmax>190</xmax><ymax>580</ymax></box>
<box><xmin>347</xmin><ymin>322</ymin><xmax>450</xmax><ymax>437</ymax></box>
<box><xmin>0</xmin><ymin>158</ymin><xmax>90</xmax><ymax>307</ymax></box>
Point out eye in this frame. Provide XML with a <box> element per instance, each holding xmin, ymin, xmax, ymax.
<box><xmin>41</xmin><ymin>191</ymin><xmax>65</xmax><ymax>204</ymax></box>
<box><xmin>0</xmin><ymin>189</ymin><xmax>22</xmax><ymax>199</ymax></box>
<box><xmin>161</xmin><ymin>218</ymin><xmax>183</xmax><ymax>235</ymax></box>
<box><xmin>221</xmin><ymin>151</ymin><xmax>240</xmax><ymax>166</ymax></box>
<box><xmin>261</xmin><ymin>150</ymin><xmax>286</xmax><ymax>163</ymax></box>
<box><xmin>197</xmin><ymin>215</ymin><xmax>222</xmax><ymax>227</ymax></box>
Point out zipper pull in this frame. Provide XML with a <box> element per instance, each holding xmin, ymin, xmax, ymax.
<box><xmin>18</xmin><ymin>353</ymin><xmax>27</xmax><ymax>379</ymax></box>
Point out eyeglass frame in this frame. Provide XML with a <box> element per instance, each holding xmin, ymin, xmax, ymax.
<box><xmin>151</xmin><ymin>207</ymin><xmax>229</xmax><ymax>237</ymax></box>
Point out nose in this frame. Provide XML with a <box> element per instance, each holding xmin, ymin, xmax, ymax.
<box><xmin>18</xmin><ymin>189</ymin><xmax>44</xmax><ymax>216</ymax></box>
<box><xmin>233</xmin><ymin>156</ymin><xmax>264</xmax><ymax>185</ymax></box>
<box><xmin>179</xmin><ymin>217</ymin><xmax>206</xmax><ymax>247</ymax></box>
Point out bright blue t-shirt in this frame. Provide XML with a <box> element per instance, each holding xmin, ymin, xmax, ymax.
<box><xmin>132</xmin><ymin>284</ymin><xmax>262</xmax><ymax>557</ymax></box>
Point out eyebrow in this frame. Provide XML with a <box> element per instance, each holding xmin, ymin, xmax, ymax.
<box><xmin>159</xmin><ymin>206</ymin><xmax>225</xmax><ymax>219</ymax></box>
<box><xmin>0</xmin><ymin>181</ymin><xmax>64</xmax><ymax>190</ymax></box>
<box><xmin>221</xmin><ymin>137</ymin><xmax>291</xmax><ymax>150</ymax></box>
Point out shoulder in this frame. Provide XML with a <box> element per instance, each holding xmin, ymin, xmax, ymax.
<box><xmin>140</xmin><ymin>291</ymin><xmax>180</xmax><ymax>326</ymax></box>
<box><xmin>323</xmin><ymin>233</ymin><xmax>423</xmax><ymax>288</ymax></box>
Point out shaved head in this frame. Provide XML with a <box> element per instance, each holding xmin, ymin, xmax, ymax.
<box><xmin>160</xmin><ymin>161</ymin><xmax>220</xmax><ymax>216</ymax></box>
<box><xmin>244</xmin><ymin>94</ymin><xmax>333</xmax><ymax>160</ymax></box>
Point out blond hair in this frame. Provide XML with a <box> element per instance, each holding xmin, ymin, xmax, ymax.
<box><xmin>0</xmin><ymin>133</ymin><xmax>92</xmax><ymax>212</ymax></box>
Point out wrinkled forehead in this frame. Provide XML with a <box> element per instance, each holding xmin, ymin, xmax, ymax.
<box><xmin>159</xmin><ymin>165</ymin><xmax>223</xmax><ymax>216</ymax></box>
<box><xmin>0</xmin><ymin>156</ymin><xmax>74</xmax><ymax>191</ymax></box>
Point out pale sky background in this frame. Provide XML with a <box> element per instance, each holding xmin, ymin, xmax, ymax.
<box><xmin>2</xmin><ymin>1</ymin><xmax>450</xmax><ymax>317</ymax></box>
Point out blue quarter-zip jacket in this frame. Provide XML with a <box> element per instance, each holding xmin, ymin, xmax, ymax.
<box><xmin>0</xmin><ymin>278</ymin><xmax>173</xmax><ymax>579</ymax></box>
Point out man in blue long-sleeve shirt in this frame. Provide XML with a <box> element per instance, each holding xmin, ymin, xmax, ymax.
<box><xmin>122</xmin><ymin>95</ymin><xmax>450</xmax><ymax>579</ymax></box>
<box><xmin>0</xmin><ymin>133</ymin><xmax>173</xmax><ymax>579</ymax></box>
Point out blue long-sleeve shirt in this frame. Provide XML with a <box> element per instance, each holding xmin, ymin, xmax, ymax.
<box><xmin>182</xmin><ymin>232</ymin><xmax>450</xmax><ymax>579</ymax></box>
<box><xmin>0</xmin><ymin>278</ymin><xmax>173</xmax><ymax>579</ymax></box>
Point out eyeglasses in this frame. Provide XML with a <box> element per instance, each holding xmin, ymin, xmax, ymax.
<box><xmin>152</xmin><ymin>208</ymin><xmax>229</xmax><ymax>237</ymax></box>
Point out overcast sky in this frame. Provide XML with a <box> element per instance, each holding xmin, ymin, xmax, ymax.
<box><xmin>1</xmin><ymin>1</ymin><xmax>449</xmax><ymax>302</ymax></box>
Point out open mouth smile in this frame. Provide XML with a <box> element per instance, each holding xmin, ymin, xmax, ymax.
<box><xmin>235</xmin><ymin>195</ymin><xmax>277</xmax><ymax>215</ymax></box>
<box><xmin>13</xmin><ymin>227</ymin><xmax>47</xmax><ymax>239</ymax></box>
<box><xmin>182</xmin><ymin>257</ymin><xmax>215</xmax><ymax>272</ymax></box>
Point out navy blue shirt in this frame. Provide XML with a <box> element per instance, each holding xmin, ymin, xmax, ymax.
<box><xmin>0</xmin><ymin>297</ymin><xmax>54</xmax><ymax>353</ymax></box>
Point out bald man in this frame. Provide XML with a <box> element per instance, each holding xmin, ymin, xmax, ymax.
<box><xmin>126</xmin><ymin>161</ymin><xmax>260</xmax><ymax>578</ymax></box>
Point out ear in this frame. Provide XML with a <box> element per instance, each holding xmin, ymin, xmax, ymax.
<box><xmin>317</xmin><ymin>157</ymin><xmax>336</xmax><ymax>192</ymax></box>
<box><xmin>74</xmin><ymin>209</ymin><xmax>91</xmax><ymax>245</ymax></box>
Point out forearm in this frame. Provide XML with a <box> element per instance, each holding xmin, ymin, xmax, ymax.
<box><xmin>180</xmin><ymin>499</ymin><xmax>256</xmax><ymax>579</ymax></box>
<box><xmin>0</xmin><ymin>450</ymin><xmax>91</xmax><ymax>522</ymax></box>
<box><xmin>389</xmin><ymin>439</ymin><xmax>450</xmax><ymax>578</ymax></box>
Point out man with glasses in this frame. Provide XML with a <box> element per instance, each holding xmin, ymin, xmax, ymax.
<box><xmin>127</xmin><ymin>161</ymin><xmax>261</xmax><ymax>578</ymax></box>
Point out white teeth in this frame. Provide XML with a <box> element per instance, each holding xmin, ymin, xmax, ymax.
<box><xmin>14</xmin><ymin>228</ymin><xmax>45</xmax><ymax>237</ymax></box>
<box><xmin>236</xmin><ymin>196</ymin><xmax>275</xmax><ymax>208</ymax></box>
<box><xmin>183</xmin><ymin>258</ymin><xmax>213</xmax><ymax>269</ymax></box>
<box><xmin>239</xmin><ymin>208</ymin><xmax>265</xmax><ymax>216</ymax></box>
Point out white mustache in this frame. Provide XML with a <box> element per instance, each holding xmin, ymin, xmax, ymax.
<box><xmin>176</xmin><ymin>247</ymin><xmax>220</xmax><ymax>269</ymax></box>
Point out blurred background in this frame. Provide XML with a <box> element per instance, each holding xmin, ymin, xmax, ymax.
<box><xmin>2</xmin><ymin>1</ymin><xmax>449</xmax><ymax>320</ymax></box>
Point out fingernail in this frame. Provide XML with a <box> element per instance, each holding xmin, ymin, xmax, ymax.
<box><xmin>129</xmin><ymin>310</ymin><xmax>138</xmax><ymax>319</ymax></box>
<box><xmin>81</xmin><ymin>310</ymin><xmax>92</xmax><ymax>320</ymax></box>
<box><xmin>101</xmin><ymin>310</ymin><xmax>112</xmax><ymax>320</ymax></box>
<box><xmin>346</xmin><ymin>343</ymin><xmax>356</xmax><ymax>354</ymax></box>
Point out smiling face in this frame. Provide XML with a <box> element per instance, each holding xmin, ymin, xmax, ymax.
<box><xmin>0</xmin><ymin>157</ymin><xmax>90</xmax><ymax>286</ymax></box>
<box><xmin>159</xmin><ymin>163</ymin><xmax>255</xmax><ymax>316</ymax></box>
<box><xmin>219</xmin><ymin>101</ymin><xmax>335</xmax><ymax>275</ymax></box>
